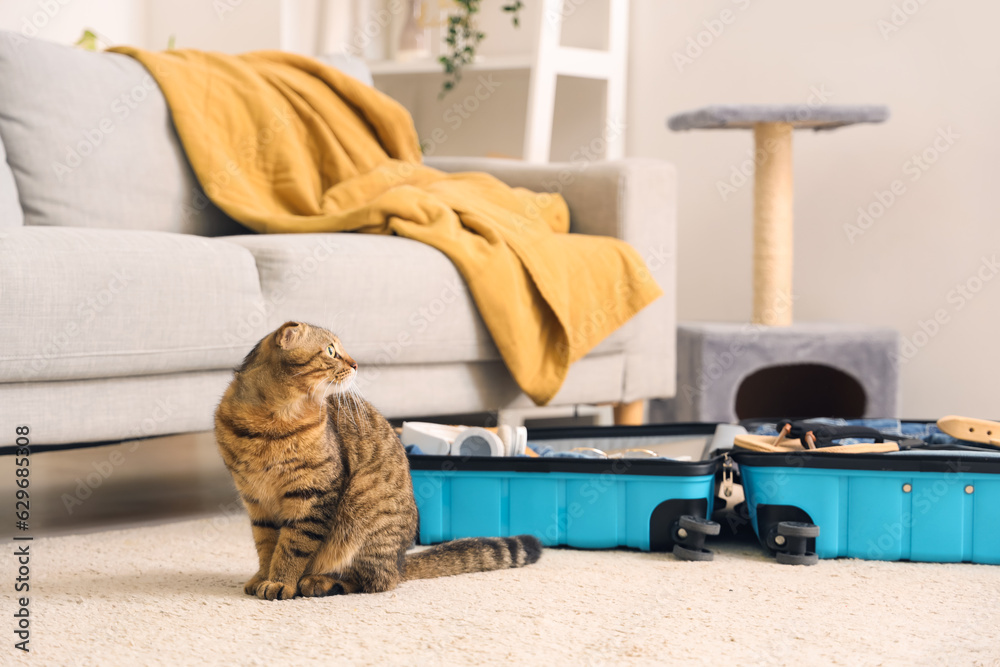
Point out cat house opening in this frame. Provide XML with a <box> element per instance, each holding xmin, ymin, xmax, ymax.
<box><xmin>734</xmin><ymin>363</ymin><xmax>867</xmax><ymax>420</ymax></box>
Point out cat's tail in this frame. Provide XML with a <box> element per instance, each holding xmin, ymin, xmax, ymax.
<box><xmin>403</xmin><ymin>535</ymin><xmax>542</xmax><ymax>581</ymax></box>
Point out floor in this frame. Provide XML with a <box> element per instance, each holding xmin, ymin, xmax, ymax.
<box><xmin>13</xmin><ymin>506</ymin><xmax>1000</xmax><ymax>666</ymax></box>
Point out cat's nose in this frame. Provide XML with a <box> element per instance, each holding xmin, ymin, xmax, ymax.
<box><xmin>350</xmin><ymin>361</ymin><xmax>358</xmax><ymax>371</ymax></box>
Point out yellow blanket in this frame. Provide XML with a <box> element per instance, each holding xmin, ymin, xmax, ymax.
<box><xmin>111</xmin><ymin>47</ymin><xmax>661</xmax><ymax>405</ymax></box>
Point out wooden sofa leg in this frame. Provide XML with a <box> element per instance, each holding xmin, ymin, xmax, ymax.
<box><xmin>613</xmin><ymin>400</ymin><xmax>645</xmax><ymax>426</ymax></box>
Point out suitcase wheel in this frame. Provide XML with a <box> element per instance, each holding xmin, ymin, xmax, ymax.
<box><xmin>670</xmin><ymin>514</ymin><xmax>720</xmax><ymax>561</ymax></box>
<box><xmin>672</xmin><ymin>543</ymin><xmax>714</xmax><ymax>562</ymax></box>
<box><xmin>772</xmin><ymin>521</ymin><xmax>820</xmax><ymax>566</ymax></box>
<box><xmin>776</xmin><ymin>550</ymin><xmax>819</xmax><ymax>566</ymax></box>
<box><xmin>775</xmin><ymin>521</ymin><xmax>820</xmax><ymax>539</ymax></box>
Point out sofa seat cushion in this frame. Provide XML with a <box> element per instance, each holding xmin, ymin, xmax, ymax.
<box><xmin>0</xmin><ymin>227</ymin><xmax>267</xmax><ymax>383</ymax></box>
<box><xmin>221</xmin><ymin>233</ymin><xmax>632</xmax><ymax>366</ymax></box>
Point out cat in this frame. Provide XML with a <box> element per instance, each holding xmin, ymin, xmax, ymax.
<box><xmin>214</xmin><ymin>321</ymin><xmax>542</xmax><ymax>600</ymax></box>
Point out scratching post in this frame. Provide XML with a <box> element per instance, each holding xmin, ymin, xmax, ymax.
<box><xmin>668</xmin><ymin>105</ymin><xmax>888</xmax><ymax>326</ymax></box>
<box><xmin>654</xmin><ymin>105</ymin><xmax>901</xmax><ymax>422</ymax></box>
<box><xmin>752</xmin><ymin>122</ymin><xmax>794</xmax><ymax>325</ymax></box>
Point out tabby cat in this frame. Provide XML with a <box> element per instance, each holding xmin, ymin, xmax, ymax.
<box><xmin>215</xmin><ymin>321</ymin><xmax>542</xmax><ymax>600</ymax></box>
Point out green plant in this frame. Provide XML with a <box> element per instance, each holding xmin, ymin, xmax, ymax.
<box><xmin>502</xmin><ymin>1</ymin><xmax>524</xmax><ymax>27</ymax></box>
<box><xmin>74</xmin><ymin>29</ymin><xmax>99</xmax><ymax>51</ymax></box>
<box><xmin>438</xmin><ymin>0</ymin><xmax>524</xmax><ymax>98</ymax></box>
<box><xmin>73</xmin><ymin>29</ymin><xmax>174</xmax><ymax>51</ymax></box>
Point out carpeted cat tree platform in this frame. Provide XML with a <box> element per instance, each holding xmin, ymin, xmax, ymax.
<box><xmin>653</xmin><ymin>105</ymin><xmax>899</xmax><ymax>422</ymax></box>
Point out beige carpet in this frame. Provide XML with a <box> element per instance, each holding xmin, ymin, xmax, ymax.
<box><xmin>7</xmin><ymin>514</ymin><xmax>1000</xmax><ymax>666</ymax></box>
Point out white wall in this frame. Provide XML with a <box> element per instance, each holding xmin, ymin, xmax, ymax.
<box><xmin>627</xmin><ymin>0</ymin><xmax>1000</xmax><ymax>417</ymax></box>
<box><xmin>0</xmin><ymin>0</ymin><xmax>317</xmax><ymax>53</ymax></box>
<box><xmin>0</xmin><ymin>0</ymin><xmax>145</xmax><ymax>46</ymax></box>
<box><xmin>145</xmin><ymin>0</ymin><xmax>317</xmax><ymax>54</ymax></box>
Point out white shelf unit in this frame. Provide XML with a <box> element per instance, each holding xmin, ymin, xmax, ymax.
<box><xmin>366</xmin><ymin>0</ymin><xmax>629</xmax><ymax>163</ymax></box>
<box><xmin>145</xmin><ymin>0</ymin><xmax>629</xmax><ymax>164</ymax></box>
<box><xmin>368</xmin><ymin>54</ymin><xmax>533</xmax><ymax>75</ymax></box>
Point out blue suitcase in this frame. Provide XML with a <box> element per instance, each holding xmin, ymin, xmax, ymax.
<box><xmin>734</xmin><ymin>420</ymin><xmax>1000</xmax><ymax>565</ymax></box>
<box><xmin>407</xmin><ymin>423</ymin><xmax>723</xmax><ymax>556</ymax></box>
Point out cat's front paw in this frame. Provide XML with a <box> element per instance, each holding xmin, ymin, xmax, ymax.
<box><xmin>255</xmin><ymin>580</ymin><xmax>297</xmax><ymax>601</ymax></box>
<box><xmin>299</xmin><ymin>574</ymin><xmax>348</xmax><ymax>597</ymax></box>
<box><xmin>243</xmin><ymin>572</ymin><xmax>267</xmax><ymax>596</ymax></box>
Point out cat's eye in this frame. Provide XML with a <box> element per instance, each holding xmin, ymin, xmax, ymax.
<box><xmin>327</xmin><ymin>344</ymin><xmax>340</xmax><ymax>359</ymax></box>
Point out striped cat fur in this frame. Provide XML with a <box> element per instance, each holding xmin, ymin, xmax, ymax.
<box><xmin>215</xmin><ymin>321</ymin><xmax>542</xmax><ymax>600</ymax></box>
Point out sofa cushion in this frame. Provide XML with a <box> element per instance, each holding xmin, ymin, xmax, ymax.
<box><xmin>0</xmin><ymin>32</ymin><xmax>242</xmax><ymax>237</ymax></box>
<box><xmin>221</xmin><ymin>233</ymin><xmax>631</xmax><ymax>366</ymax></box>
<box><xmin>0</xmin><ymin>132</ymin><xmax>22</xmax><ymax>229</ymax></box>
<box><xmin>0</xmin><ymin>227</ymin><xmax>267</xmax><ymax>383</ymax></box>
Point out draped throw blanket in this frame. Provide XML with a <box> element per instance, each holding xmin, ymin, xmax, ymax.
<box><xmin>111</xmin><ymin>47</ymin><xmax>662</xmax><ymax>405</ymax></box>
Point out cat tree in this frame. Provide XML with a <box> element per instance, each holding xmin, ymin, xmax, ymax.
<box><xmin>655</xmin><ymin>105</ymin><xmax>900</xmax><ymax>422</ymax></box>
<box><xmin>668</xmin><ymin>105</ymin><xmax>888</xmax><ymax>324</ymax></box>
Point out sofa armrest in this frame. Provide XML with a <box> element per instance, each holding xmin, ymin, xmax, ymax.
<box><xmin>424</xmin><ymin>157</ymin><xmax>674</xmax><ymax>240</ymax></box>
<box><xmin>424</xmin><ymin>156</ymin><xmax>677</xmax><ymax>403</ymax></box>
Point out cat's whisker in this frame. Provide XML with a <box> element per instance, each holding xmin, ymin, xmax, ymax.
<box><xmin>351</xmin><ymin>385</ymin><xmax>370</xmax><ymax>435</ymax></box>
<box><xmin>332</xmin><ymin>382</ymin><xmax>357</xmax><ymax>431</ymax></box>
<box><xmin>346</xmin><ymin>392</ymin><xmax>361</xmax><ymax>432</ymax></box>
<box><xmin>321</xmin><ymin>379</ymin><xmax>336</xmax><ymax>407</ymax></box>
<box><xmin>348</xmin><ymin>388</ymin><xmax>365</xmax><ymax>434</ymax></box>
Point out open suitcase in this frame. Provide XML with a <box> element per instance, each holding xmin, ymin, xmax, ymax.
<box><xmin>733</xmin><ymin>419</ymin><xmax>1000</xmax><ymax>565</ymax></box>
<box><xmin>407</xmin><ymin>423</ymin><xmax>726</xmax><ymax>559</ymax></box>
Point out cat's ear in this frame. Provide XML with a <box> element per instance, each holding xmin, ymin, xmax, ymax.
<box><xmin>275</xmin><ymin>321</ymin><xmax>304</xmax><ymax>349</ymax></box>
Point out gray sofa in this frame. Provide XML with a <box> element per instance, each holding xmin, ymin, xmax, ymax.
<box><xmin>0</xmin><ymin>33</ymin><xmax>677</xmax><ymax>448</ymax></box>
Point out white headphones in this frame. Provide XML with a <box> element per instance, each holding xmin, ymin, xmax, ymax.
<box><xmin>401</xmin><ymin>422</ymin><xmax>527</xmax><ymax>457</ymax></box>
